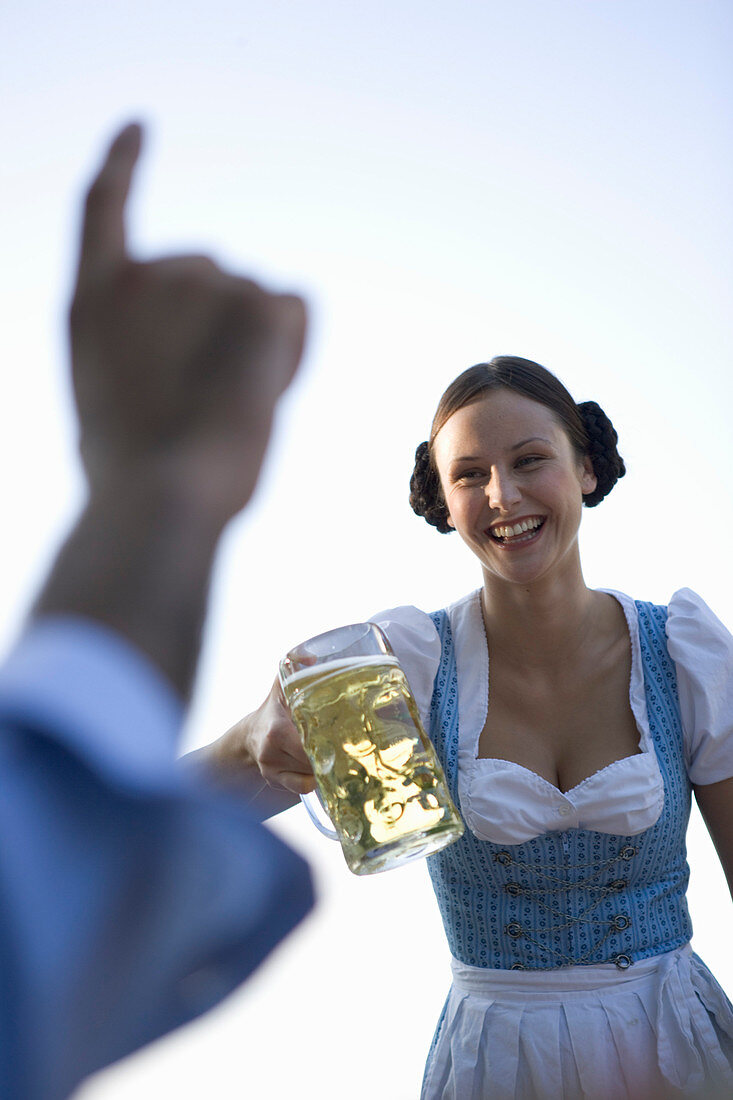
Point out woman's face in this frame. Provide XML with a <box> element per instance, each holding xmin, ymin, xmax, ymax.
<box><xmin>432</xmin><ymin>388</ymin><xmax>597</xmax><ymax>589</ymax></box>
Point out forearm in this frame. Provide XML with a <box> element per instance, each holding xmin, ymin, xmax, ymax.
<box><xmin>184</xmin><ymin>709</ymin><xmax>302</xmax><ymax>818</ymax></box>
<box><xmin>34</xmin><ymin>484</ymin><xmax>224</xmax><ymax>700</ymax></box>
<box><xmin>183</xmin><ymin>742</ymin><xmax>300</xmax><ymax>819</ymax></box>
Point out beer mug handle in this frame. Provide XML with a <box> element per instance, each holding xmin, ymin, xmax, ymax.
<box><xmin>299</xmin><ymin>791</ymin><xmax>339</xmax><ymax>840</ymax></box>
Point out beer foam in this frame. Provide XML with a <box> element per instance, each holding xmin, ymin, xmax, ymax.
<box><xmin>283</xmin><ymin>653</ymin><xmax>400</xmax><ymax>686</ymax></box>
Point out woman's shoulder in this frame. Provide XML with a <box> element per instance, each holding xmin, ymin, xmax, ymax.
<box><xmin>369</xmin><ymin>602</ymin><xmax>435</xmax><ymax>637</ymax></box>
<box><xmin>370</xmin><ymin>588</ymin><xmax>481</xmax><ymax>630</ymax></box>
<box><xmin>369</xmin><ymin>590</ymin><xmax>481</xmax><ymax>718</ymax></box>
<box><xmin>663</xmin><ymin>588</ymin><xmax>733</xmax><ymax>674</ymax></box>
<box><xmin>368</xmin><ymin>604</ymin><xmax>441</xmax><ymax>720</ymax></box>
<box><xmin>599</xmin><ymin>586</ymin><xmax>733</xmax><ymax>679</ymax></box>
<box><xmin>663</xmin><ymin>590</ymin><xmax>733</xmax><ymax>784</ymax></box>
<box><xmin>602</xmin><ymin>588</ymin><xmax>733</xmax><ymax>783</ymax></box>
<box><xmin>600</xmin><ymin>587</ymin><xmax>729</xmax><ymax>631</ymax></box>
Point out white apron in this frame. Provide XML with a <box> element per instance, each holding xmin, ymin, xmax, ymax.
<box><xmin>422</xmin><ymin>945</ymin><xmax>733</xmax><ymax>1100</ymax></box>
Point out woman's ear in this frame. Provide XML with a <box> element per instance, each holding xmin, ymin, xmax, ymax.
<box><xmin>446</xmin><ymin>514</ymin><xmax>455</xmax><ymax>528</ymax></box>
<box><xmin>580</xmin><ymin>455</ymin><xmax>597</xmax><ymax>496</ymax></box>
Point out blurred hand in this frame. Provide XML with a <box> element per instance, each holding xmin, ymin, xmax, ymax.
<box><xmin>210</xmin><ymin>677</ymin><xmax>316</xmax><ymax>797</ymax></box>
<box><xmin>69</xmin><ymin>122</ymin><xmax>307</xmax><ymax>521</ymax></box>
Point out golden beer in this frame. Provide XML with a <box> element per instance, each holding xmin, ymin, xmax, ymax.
<box><xmin>283</xmin><ymin>655</ymin><xmax>464</xmax><ymax>874</ymax></box>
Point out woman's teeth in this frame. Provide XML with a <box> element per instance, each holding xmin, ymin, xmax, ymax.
<box><xmin>490</xmin><ymin>517</ymin><xmax>544</xmax><ymax>541</ymax></box>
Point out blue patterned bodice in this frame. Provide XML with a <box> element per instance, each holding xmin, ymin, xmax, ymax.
<box><xmin>425</xmin><ymin>601</ymin><xmax>693</xmax><ymax>970</ymax></box>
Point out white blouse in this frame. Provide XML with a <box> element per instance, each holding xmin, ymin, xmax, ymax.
<box><xmin>372</xmin><ymin>588</ymin><xmax>733</xmax><ymax>846</ymax></box>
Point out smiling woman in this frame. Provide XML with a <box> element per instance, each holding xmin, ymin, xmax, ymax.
<box><xmin>208</xmin><ymin>353</ymin><xmax>733</xmax><ymax>1099</ymax></box>
<box><xmin>202</xmin><ymin>356</ymin><xmax>730</xmax><ymax>1095</ymax></box>
<box><xmin>392</xmin><ymin>356</ymin><xmax>733</xmax><ymax>1097</ymax></box>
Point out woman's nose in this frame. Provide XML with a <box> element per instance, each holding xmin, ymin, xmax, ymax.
<box><xmin>487</xmin><ymin>468</ymin><xmax>521</xmax><ymax>510</ymax></box>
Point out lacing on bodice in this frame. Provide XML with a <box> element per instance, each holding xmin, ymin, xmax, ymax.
<box><xmin>491</xmin><ymin>843</ymin><xmax>639</xmax><ymax>969</ymax></box>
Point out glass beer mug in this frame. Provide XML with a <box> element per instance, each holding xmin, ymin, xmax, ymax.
<box><xmin>278</xmin><ymin>622</ymin><xmax>464</xmax><ymax>875</ymax></box>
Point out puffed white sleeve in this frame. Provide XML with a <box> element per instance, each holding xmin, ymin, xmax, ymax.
<box><xmin>369</xmin><ymin>605</ymin><xmax>441</xmax><ymax>727</ymax></box>
<box><xmin>665</xmin><ymin>588</ymin><xmax>733</xmax><ymax>785</ymax></box>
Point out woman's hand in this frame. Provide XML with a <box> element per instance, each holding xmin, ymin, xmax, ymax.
<box><xmin>206</xmin><ymin>677</ymin><xmax>316</xmax><ymax>807</ymax></box>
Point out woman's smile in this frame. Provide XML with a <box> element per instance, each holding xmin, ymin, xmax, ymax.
<box><xmin>487</xmin><ymin>515</ymin><xmax>546</xmax><ymax>547</ymax></box>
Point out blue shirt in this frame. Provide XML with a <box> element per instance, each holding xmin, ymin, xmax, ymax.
<box><xmin>0</xmin><ymin>617</ymin><xmax>314</xmax><ymax>1100</ymax></box>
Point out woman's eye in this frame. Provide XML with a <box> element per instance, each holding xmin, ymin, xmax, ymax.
<box><xmin>516</xmin><ymin>455</ymin><xmax>543</xmax><ymax>468</ymax></box>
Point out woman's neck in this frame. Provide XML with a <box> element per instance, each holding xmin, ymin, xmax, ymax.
<box><xmin>480</xmin><ymin>566</ymin><xmax>603</xmax><ymax>671</ymax></box>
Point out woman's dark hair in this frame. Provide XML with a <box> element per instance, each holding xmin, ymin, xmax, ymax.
<box><xmin>409</xmin><ymin>356</ymin><xmax>626</xmax><ymax>533</ymax></box>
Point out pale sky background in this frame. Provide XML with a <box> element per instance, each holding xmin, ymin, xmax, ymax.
<box><xmin>2</xmin><ymin>2</ymin><xmax>732</xmax><ymax>1098</ymax></box>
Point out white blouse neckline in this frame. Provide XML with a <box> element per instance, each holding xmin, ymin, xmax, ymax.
<box><xmin>457</xmin><ymin>587</ymin><xmax>654</xmax><ymax>788</ymax></box>
<box><xmin>450</xmin><ymin>587</ymin><xmax>666</xmax><ymax>843</ymax></box>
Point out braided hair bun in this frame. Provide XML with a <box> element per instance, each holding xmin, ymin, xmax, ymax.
<box><xmin>577</xmin><ymin>400</ymin><xmax>626</xmax><ymax>506</ymax></box>
<box><xmin>409</xmin><ymin>442</ymin><xmax>453</xmax><ymax>532</ymax></box>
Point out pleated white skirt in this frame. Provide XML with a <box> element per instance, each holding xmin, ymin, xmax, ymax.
<box><xmin>421</xmin><ymin>946</ymin><xmax>733</xmax><ymax>1100</ymax></box>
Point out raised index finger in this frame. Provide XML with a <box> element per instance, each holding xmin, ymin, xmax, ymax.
<box><xmin>75</xmin><ymin>122</ymin><xmax>142</xmax><ymax>291</ymax></box>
